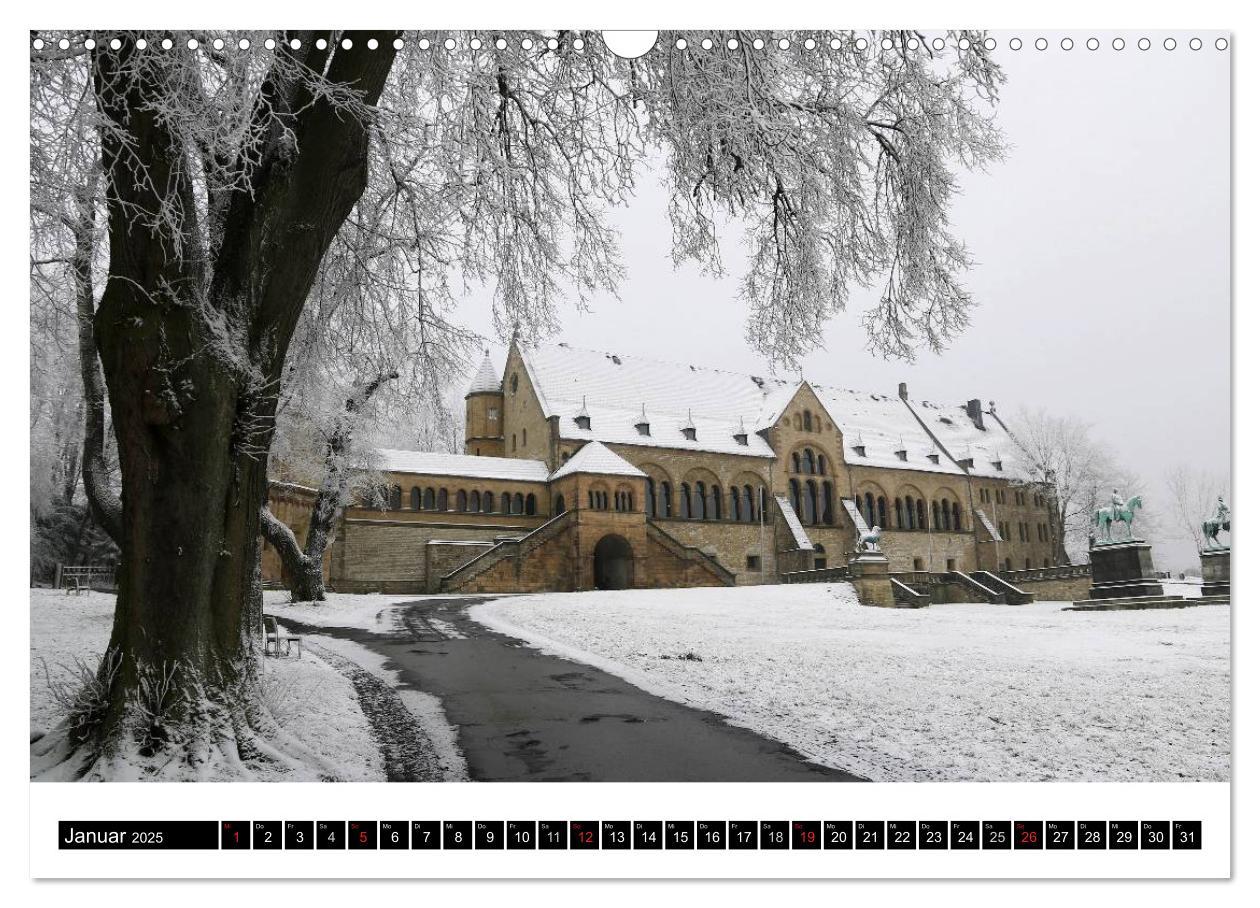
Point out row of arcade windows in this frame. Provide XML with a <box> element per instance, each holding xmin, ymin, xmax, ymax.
<box><xmin>388</xmin><ymin>485</ymin><xmax>537</xmax><ymax>516</ymax></box>
<box><xmin>644</xmin><ymin>478</ymin><xmax>767</xmax><ymax>523</ymax></box>
<box><xmin>858</xmin><ymin>493</ymin><xmax>964</xmax><ymax>532</ymax></box>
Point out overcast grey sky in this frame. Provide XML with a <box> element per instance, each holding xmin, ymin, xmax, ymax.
<box><xmin>459</xmin><ymin>33</ymin><xmax>1231</xmax><ymax>569</ymax></box>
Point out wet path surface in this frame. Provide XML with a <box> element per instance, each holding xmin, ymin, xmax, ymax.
<box><xmin>280</xmin><ymin>598</ymin><xmax>862</xmax><ymax>783</ymax></box>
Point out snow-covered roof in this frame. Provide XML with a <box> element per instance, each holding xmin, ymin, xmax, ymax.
<box><xmin>511</xmin><ymin>342</ymin><xmax>1027</xmax><ymax>478</ymax></box>
<box><xmin>549</xmin><ymin>441</ymin><xmax>648</xmax><ymax>481</ymax></box>
<box><xmin>775</xmin><ymin>494</ymin><xmax>815</xmax><ymax>550</ymax></box>
<box><xmin>376</xmin><ymin>449</ymin><xmax>550</xmax><ymax>483</ymax></box>
<box><xmin>905</xmin><ymin>399</ymin><xmax>1015</xmax><ymax>480</ymax></box>
<box><xmin>812</xmin><ymin>385</ymin><xmax>963</xmax><ymax>476</ymax></box>
<box><xmin>519</xmin><ymin>343</ymin><xmax>785</xmax><ymax>458</ymax></box>
<box><xmin>467</xmin><ymin>352</ymin><xmax>501</xmax><ymax>394</ymax></box>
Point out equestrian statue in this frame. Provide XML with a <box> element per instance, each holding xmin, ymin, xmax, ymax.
<box><xmin>1201</xmin><ymin>495</ymin><xmax>1231</xmax><ymax>550</ymax></box>
<box><xmin>1093</xmin><ymin>489</ymin><xmax>1143</xmax><ymax>543</ymax></box>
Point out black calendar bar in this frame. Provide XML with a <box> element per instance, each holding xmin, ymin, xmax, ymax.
<box><xmin>59</xmin><ymin>821</ymin><xmax>218</xmax><ymax>850</ymax></box>
<box><xmin>56</xmin><ymin>820</ymin><xmax>1205</xmax><ymax>851</ymax></box>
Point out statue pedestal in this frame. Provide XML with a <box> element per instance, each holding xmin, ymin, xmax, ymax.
<box><xmin>850</xmin><ymin>552</ymin><xmax>896</xmax><ymax>607</ymax></box>
<box><xmin>1199</xmin><ymin>548</ymin><xmax>1230</xmax><ymax>598</ymax></box>
<box><xmin>1087</xmin><ymin>540</ymin><xmax>1164</xmax><ymax>599</ymax></box>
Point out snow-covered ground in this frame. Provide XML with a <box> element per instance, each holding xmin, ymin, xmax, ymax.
<box><xmin>264</xmin><ymin>589</ymin><xmax>479</xmax><ymax>638</ymax></box>
<box><xmin>470</xmin><ymin>584</ymin><xmax>1230</xmax><ymax>783</ymax></box>
<box><xmin>30</xmin><ymin>589</ymin><xmax>383</xmax><ymax>781</ymax></box>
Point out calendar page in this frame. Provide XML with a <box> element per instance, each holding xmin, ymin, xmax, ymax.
<box><xmin>24</xmin><ymin>14</ymin><xmax>1233</xmax><ymax>885</ymax></box>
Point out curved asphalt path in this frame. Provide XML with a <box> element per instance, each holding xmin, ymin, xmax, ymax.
<box><xmin>281</xmin><ymin>597</ymin><xmax>862</xmax><ymax>783</ymax></box>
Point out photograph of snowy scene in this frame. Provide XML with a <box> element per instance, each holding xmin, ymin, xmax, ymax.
<box><xmin>30</xmin><ymin>30</ymin><xmax>1229</xmax><ymax>783</ymax></box>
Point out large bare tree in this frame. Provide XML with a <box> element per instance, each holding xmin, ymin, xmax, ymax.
<box><xmin>30</xmin><ymin>30</ymin><xmax>1004</xmax><ymax>776</ymax></box>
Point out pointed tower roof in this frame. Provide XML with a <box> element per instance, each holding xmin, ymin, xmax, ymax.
<box><xmin>549</xmin><ymin>441</ymin><xmax>647</xmax><ymax>481</ymax></box>
<box><xmin>467</xmin><ymin>351</ymin><xmax>501</xmax><ymax>395</ymax></box>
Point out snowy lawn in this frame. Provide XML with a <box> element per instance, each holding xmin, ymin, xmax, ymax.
<box><xmin>470</xmin><ymin>584</ymin><xmax>1230</xmax><ymax>783</ymax></box>
<box><xmin>30</xmin><ymin>588</ymin><xmax>383</xmax><ymax>781</ymax></box>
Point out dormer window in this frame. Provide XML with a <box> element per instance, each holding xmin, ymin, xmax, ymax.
<box><xmin>927</xmin><ymin>453</ymin><xmax>940</xmax><ymax>464</ymax></box>
<box><xmin>852</xmin><ymin>444</ymin><xmax>867</xmax><ymax>457</ymax></box>
<box><xmin>574</xmin><ymin>396</ymin><xmax>591</xmax><ymax>431</ymax></box>
<box><xmin>895</xmin><ymin>449</ymin><xmax>908</xmax><ymax>462</ymax></box>
<box><xmin>634</xmin><ymin>404</ymin><xmax>650</xmax><ymax>436</ymax></box>
<box><xmin>992</xmin><ymin>460</ymin><xmax>1003</xmax><ymax>472</ymax></box>
<box><xmin>733</xmin><ymin>416</ymin><xmax>748</xmax><ymax>446</ymax></box>
<box><xmin>682</xmin><ymin>410</ymin><xmax>697</xmax><ymax>442</ymax></box>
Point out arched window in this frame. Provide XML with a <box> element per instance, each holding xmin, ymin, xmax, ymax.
<box><xmin>822</xmin><ymin>481</ymin><xmax>834</xmax><ymax>524</ymax></box>
<box><xmin>895</xmin><ymin>497</ymin><xmax>906</xmax><ymax>529</ymax></box>
<box><xmin>932</xmin><ymin>500</ymin><xmax>941</xmax><ymax>530</ymax></box>
<box><xmin>803</xmin><ymin>480</ymin><xmax>817</xmax><ymax>525</ymax></box>
<box><xmin>437</xmin><ymin>488</ymin><xmax>449</xmax><ymax>511</ymax></box>
<box><xmin>952</xmin><ymin>502</ymin><xmax>962</xmax><ymax>531</ymax></box>
<box><xmin>660</xmin><ymin>482</ymin><xmax>673</xmax><ymax>517</ymax></box>
<box><xmin>680</xmin><ymin>483</ymin><xmax>692</xmax><ymax>519</ymax></box>
<box><xmin>694</xmin><ymin>482</ymin><xmax>706</xmax><ymax>520</ymax></box>
<box><xmin>792</xmin><ymin>452</ymin><xmax>801</xmax><ymax>473</ymax></box>
<box><xmin>1025</xmin><ymin>558</ymin><xmax>1032</xmax><ymax>570</ymax></box>
<box><xmin>510</xmin><ymin>373</ymin><xmax>518</xmax><ymax>394</ymax></box>
<box><xmin>456</xmin><ymin>489</ymin><xmax>468</xmax><ymax>512</ymax></box>
<box><xmin>864</xmin><ymin>492</ymin><xmax>875</xmax><ymax>527</ymax></box>
<box><xmin>707</xmin><ymin>485</ymin><xmax>721</xmax><ymax>520</ymax></box>
<box><xmin>555</xmin><ymin>495</ymin><xmax>566</xmax><ymax>514</ymax></box>
<box><xmin>817</xmin><ymin>454</ymin><xmax>827</xmax><ymax>475</ymax></box>
<box><xmin>730</xmin><ymin>487</ymin><xmax>740</xmax><ymax>521</ymax></box>
<box><xmin>483</xmin><ymin>490</ymin><xmax>494</xmax><ymax>513</ymax></box>
<box><xmin>469</xmin><ymin>491</ymin><xmax>481</xmax><ymax>513</ymax></box>
<box><xmin>512</xmin><ymin>493</ymin><xmax>524</xmax><ymax>515</ymax></box>
<box><xmin>522</xmin><ymin>428</ymin><xmax>527</xmax><ymax>446</ymax></box>
<box><xmin>500</xmin><ymin>492</ymin><xmax>511</xmax><ymax>514</ymax></box>
<box><xmin>389</xmin><ymin>485</ymin><xmax>402</xmax><ymax>510</ymax></box>
<box><xmin>423</xmin><ymin>487</ymin><xmax>435</xmax><ymax>510</ymax></box>
<box><xmin>525</xmin><ymin>493</ymin><xmax>536</xmax><ymax>516</ymax></box>
<box><xmin>742</xmin><ymin>485</ymin><xmax>754</xmax><ymax>523</ymax></box>
<box><xmin>803</xmin><ymin>410</ymin><xmax>813</xmax><ymax>431</ymax></box>
<box><xmin>916</xmin><ymin>499</ymin><xmax>926</xmax><ymax>530</ymax></box>
<box><xmin>646</xmin><ymin>478</ymin><xmax>657</xmax><ymax>518</ymax></box>
<box><xmin>803</xmin><ymin>449</ymin><xmax>815</xmax><ymax>475</ymax></box>
<box><xmin>410</xmin><ymin>487</ymin><xmax>421</xmax><ymax>510</ymax></box>
<box><xmin>1004</xmin><ymin>557</ymin><xmax>1013</xmax><ymax>572</ymax></box>
<box><xmin>789</xmin><ymin>479</ymin><xmax>801</xmax><ymax>519</ymax></box>
<box><xmin>877</xmin><ymin>496</ymin><xmax>888</xmax><ymax>527</ymax></box>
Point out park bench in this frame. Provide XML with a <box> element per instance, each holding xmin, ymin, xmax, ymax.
<box><xmin>263</xmin><ymin>616</ymin><xmax>303</xmax><ymax>658</ymax></box>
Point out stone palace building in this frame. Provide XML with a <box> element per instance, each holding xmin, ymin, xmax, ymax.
<box><xmin>263</xmin><ymin>342</ymin><xmax>1076</xmax><ymax>598</ymax></box>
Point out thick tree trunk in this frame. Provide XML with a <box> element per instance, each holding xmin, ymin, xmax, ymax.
<box><xmin>83</xmin><ymin>32</ymin><xmax>398</xmax><ymax>762</ymax></box>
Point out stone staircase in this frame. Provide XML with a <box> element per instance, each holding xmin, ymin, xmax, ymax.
<box><xmin>645</xmin><ymin>522</ymin><xmax>737</xmax><ymax>586</ymax></box>
<box><xmin>970</xmin><ymin>570</ymin><xmax>1034</xmax><ymax>605</ymax></box>
<box><xmin>440</xmin><ymin>510</ymin><xmax>577</xmax><ymax>592</ymax></box>
<box><xmin>890</xmin><ymin>577</ymin><xmax>930</xmax><ymax>607</ymax></box>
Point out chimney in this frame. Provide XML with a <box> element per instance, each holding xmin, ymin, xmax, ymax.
<box><xmin>966</xmin><ymin>398</ymin><xmax>985</xmax><ymax>430</ymax></box>
<box><xmin>898</xmin><ymin>381</ymin><xmax>908</xmax><ymax>400</ymax></box>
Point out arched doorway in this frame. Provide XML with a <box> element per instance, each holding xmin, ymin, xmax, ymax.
<box><xmin>593</xmin><ymin>534</ymin><xmax>634</xmax><ymax>590</ymax></box>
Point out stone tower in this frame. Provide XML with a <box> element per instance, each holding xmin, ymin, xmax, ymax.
<box><xmin>464</xmin><ymin>351</ymin><xmax>505</xmax><ymax>457</ymax></box>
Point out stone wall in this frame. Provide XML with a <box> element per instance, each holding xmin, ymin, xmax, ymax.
<box><xmin>652</xmin><ymin>518</ymin><xmax>771</xmax><ymax>584</ymax></box>
<box><xmin>331</xmin><ymin>514</ymin><xmax>540</xmax><ymax>592</ymax></box>
<box><xmin>876</xmin><ymin>530</ymin><xmax>977</xmax><ymax>574</ymax></box>
<box><xmin>500</xmin><ymin>345</ymin><xmax>555</xmax><ymax>465</ymax></box>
